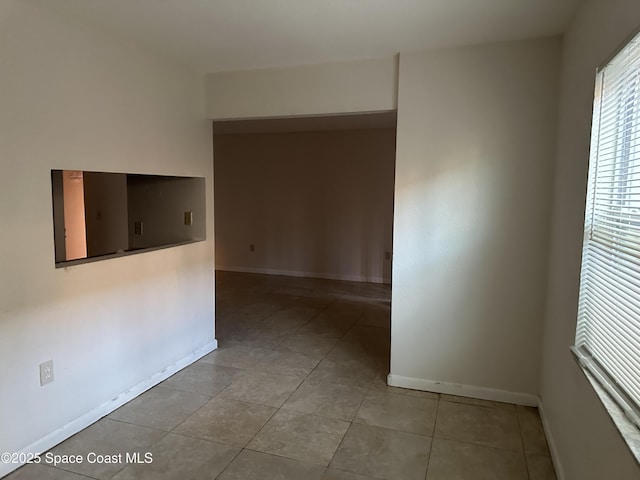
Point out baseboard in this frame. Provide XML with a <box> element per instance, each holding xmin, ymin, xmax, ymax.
<box><xmin>0</xmin><ymin>339</ymin><xmax>218</xmax><ymax>479</ymax></box>
<box><xmin>216</xmin><ymin>265</ymin><xmax>390</xmax><ymax>284</ymax></box>
<box><xmin>537</xmin><ymin>398</ymin><xmax>565</xmax><ymax>480</ymax></box>
<box><xmin>387</xmin><ymin>374</ymin><xmax>539</xmax><ymax>407</ymax></box>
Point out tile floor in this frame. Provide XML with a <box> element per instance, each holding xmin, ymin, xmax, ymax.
<box><xmin>7</xmin><ymin>271</ymin><xmax>557</xmax><ymax>480</ymax></box>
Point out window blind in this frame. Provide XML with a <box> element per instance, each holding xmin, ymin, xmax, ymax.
<box><xmin>573</xmin><ymin>31</ymin><xmax>640</xmax><ymax>430</ymax></box>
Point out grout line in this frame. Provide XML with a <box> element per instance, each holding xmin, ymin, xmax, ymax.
<box><xmin>105</xmin><ymin>417</ymin><xmax>173</xmax><ymax>435</ymax></box>
<box><xmin>219</xmin><ymin>343</ymin><xmax>326</xmax><ymax>471</ymax></box>
<box><xmin>423</xmin><ymin>394</ymin><xmax>441</xmax><ymax>479</ymax></box>
<box><xmin>233</xmin><ymin>400</ymin><xmax>281</xmax><ymax>450</ymax></box>
<box><xmin>212</xmin><ymin>444</ymin><xmax>245</xmax><ymax>479</ymax></box>
<box><xmin>153</xmin><ymin>382</ymin><xmax>229</xmax><ymax>398</ymax></box>
<box><xmin>165</xmin><ymin>395</ymin><xmax>218</xmax><ymax>435</ymax></box>
<box><xmin>36</xmin><ymin>463</ymin><xmax>101</xmax><ymax>480</ymax></box>
<box><xmin>516</xmin><ymin>405</ymin><xmax>533</xmax><ymax>480</ymax></box>
<box><xmin>348</xmin><ymin>419</ymin><xmax>437</xmax><ymax>439</ymax></box>
<box><xmin>238</xmin><ymin>447</ymin><xmax>331</xmax><ymax>469</ymax></box>
<box><xmin>428</xmin><ymin>433</ymin><xmax>527</xmax><ymax>453</ymax></box>
<box><xmin>211</xmin><ymin>275</ymin><xmax>395</xmax><ymax>476</ymax></box>
<box><xmin>324</xmin><ymin>413</ymin><xmax>354</xmax><ymax>471</ymax></box>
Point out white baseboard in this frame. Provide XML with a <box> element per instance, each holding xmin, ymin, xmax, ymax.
<box><xmin>0</xmin><ymin>340</ymin><xmax>218</xmax><ymax>479</ymax></box>
<box><xmin>537</xmin><ymin>398</ymin><xmax>565</xmax><ymax>480</ymax></box>
<box><xmin>216</xmin><ymin>265</ymin><xmax>390</xmax><ymax>285</ymax></box>
<box><xmin>387</xmin><ymin>374</ymin><xmax>539</xmax><ymax>407</ymax></box>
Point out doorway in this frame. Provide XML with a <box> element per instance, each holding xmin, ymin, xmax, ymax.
<box><xmin>213</xmin><ymin>112</ymin><xmax>396</xmax><ymax>284</ymax></box>
<box><xmin>211</xmin><ymin>111</ymin><xmax>397</xmax><ymax>371</ymax></box>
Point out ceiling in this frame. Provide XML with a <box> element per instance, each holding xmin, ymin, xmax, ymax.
<box><xmin>33</xmin><ymin>0</ymin><xmax>584</xmax><ymax>74</ymax></box>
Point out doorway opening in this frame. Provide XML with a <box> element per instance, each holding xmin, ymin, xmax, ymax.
<box><xmin>211</xmin><ymin>111</ymin><xmax>397</xmax><ymax>384</ymax></box>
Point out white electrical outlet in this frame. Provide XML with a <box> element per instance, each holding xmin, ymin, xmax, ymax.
<box><xmin>40</xmin><ymin>360</ymin><xmax>54</xmax><ymax>386</ymax></box>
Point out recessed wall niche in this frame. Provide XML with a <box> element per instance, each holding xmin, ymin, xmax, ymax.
<box><xmin>51</xmin><ymin>170</ymin><xmax>206</xmax><ymax>266</ymax></box>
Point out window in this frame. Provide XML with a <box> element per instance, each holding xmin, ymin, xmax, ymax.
<box><xmin>572</xmin><ymin>31</ymin><xmax>640</xmax><ymax>430</ymax></box>
<box><xmin>50</xmin><ymin>170</ymin><xmax>207</xmax><ymax>267</ymax></box>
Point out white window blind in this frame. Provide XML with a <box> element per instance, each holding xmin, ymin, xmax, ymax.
<box><xmin>572</xmin><ymin>31</ymin><xmax>640</xmax><ymax>430</ymax></box>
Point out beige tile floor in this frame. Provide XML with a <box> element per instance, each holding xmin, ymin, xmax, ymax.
<box><xmin>7</xmin><ymin>271</ymin><xmax>557</xmax><ymax>480</ymax></box>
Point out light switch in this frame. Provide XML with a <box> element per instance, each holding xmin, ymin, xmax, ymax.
<box><xmin>184</xmin><ymin>211</ymin><xmax>193</xmax><ymax>226</ymax></box>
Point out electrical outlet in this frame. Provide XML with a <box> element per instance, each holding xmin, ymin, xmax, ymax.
<box><xmin>249</xmin><ymin>244</ymin><xmax>255</xmax><ymax>252</ymax></box>
<box><xmin>40</xmin><ymin>360</ymin><xmax>54</xmax><ymax>386</ymax></box>
<box><xmin>184</xmin><ymin>211</ymin><xmax>193</xmax><ymax>226</ymax></box>
<box><xmin>385</xmin><ymin>251</ymin><xmax>391</xmax><ymax>260</ymax></box>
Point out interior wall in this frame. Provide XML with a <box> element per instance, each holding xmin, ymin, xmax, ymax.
<box><xmin>61</xmin><ymin>170</ymin><xmax>87</xmax><ymax>261</ymax></box>
<box><xmin>127</xmin><ymin>176</ymin><xmax>207</xmax><ymax>249</ymax></box>
<box><xmin>51</xmin><ymin>171</ymin><xmax>67</xmax><ymax>263</ymax></box>
<box><xmin>214</xmin><ymin>128</ymin><xmax>396</xmax><ymax>283</ymax></box>
<box><xmin>390</xmin><ymin>37</ymin><xmax>562</xmax><ymax>400</ymax></box>
<box><xmin>0</xmin><ymin>1</ymin><xmax>214</xmax><ymax>473</ymax></box>
<box><xmin>205</xmin><ymin>57</ymin><xmax>398</xmax><ymax>120</ymax></box>
<box><xmin>83</xmin><ymin>172</ymin><xmax>128</xmax><ymax>257</ymax></box>
<box><xmin>540</xmin><ymin>0</ymin><xmax>640</xmax><ymax>478</ymax></box>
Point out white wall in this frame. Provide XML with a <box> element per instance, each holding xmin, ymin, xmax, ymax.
<box><xmin>3</xmin><ymin>2</ymin><xmax>627</xmax><ymax>474</ymax></box>
<box><xmin>205</xmin><ymin>37</ymin><xmax>563</xmax><ymax>402</ymax></box>
<box><xmin>541</xmin><ymin>0</ymin><xmax>640</xmax><ymax>478</ymax></box>
<box><xmin>205</xmin><ymin>57</ymin><xmax>398</xmax><ymax>119</ymax></box>
<box><xmin>214</xmin><ymin>129</ymin><xmax>396</xmax><ymax>283</ymax></box>
<box><xmin>51</xmin><ymin>171</ymin><xmax>67</xmax><ymax>262</ymax></box>
<box><xmin>61</xmin><ymin>170</ymin><xmax>88</xmax><ymax>261</ymax></box>
<box><xmin>128</xmin><ymin>176</ymin><xmax>207</xmax><ymax>249</ymax></box>
<box><xmin>0</xmin><ymin>1</ymin><xmax>214</xmax><ymax>475</ymax></box>
<box><xmin>84</xmin><ymin>172</ymin><xmax>128</xmax><ymax>257</ymax></box>
<box><xmin>390</xmin><ymin>37</ymin><xmax>561</xmax><ymax>402</ymax></box>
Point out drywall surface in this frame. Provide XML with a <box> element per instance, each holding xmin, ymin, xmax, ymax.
<box><xmin>61</xmin><ymin>170</ymin><xmax>87</xmax><ymax>260</ymax></box>
<box><xmin>205</xmin><ymin>57</ymin><xmax>398</xmax><ymax>119</ymax></box>
<box><xmin>128</xmin><ymin>176</ymin><xmax>206</xmax><ymax>249</ymax></box>
<box><xmin>541</xmin><ymin>0</ymin><xmax>640</xmax><ymax>478</ymax></box>
<box><xmin>0</xmin><ymin>0</ymin><xmax>214</xmax><ymax>470</ymax></box>
<box><xmin>51</xmin><ymin>171</ymin><xmax>67</xmax><ymax>262</ymax></box>
<box><xmin>214</xmin><ymin>129</ymin><xmax>396</xmax><ymax>283</ymax></box>
<box><xmin>391</xmin><ymin>37</ymin><xmax>561</xmax><ymax>398</ymax></box>
<box><xmin>83</xmin><ymin>172</ymin><xmax>128</xmax><ymax>257</ymax></box>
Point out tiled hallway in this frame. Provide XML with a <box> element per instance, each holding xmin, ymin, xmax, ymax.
<box><xmin>8</xmin><ymin>272</ymin><xmax>556</xmax><ymax>480</ymax></box>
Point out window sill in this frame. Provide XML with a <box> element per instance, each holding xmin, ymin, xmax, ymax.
<box><xmin>573</xmin><ymin>356</ymin><xmax>640</xmax><ymax>465</ymax></box>
<box><xmin>54</xmin><ymin>239</ymin><xmax>204</xmax><ymax>268</ymax></box>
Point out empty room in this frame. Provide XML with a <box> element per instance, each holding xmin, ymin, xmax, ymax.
<box><xmin>1</xmin><ymin>1</ymin><xmax>639</xmax><ymax>479</ymax></box>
